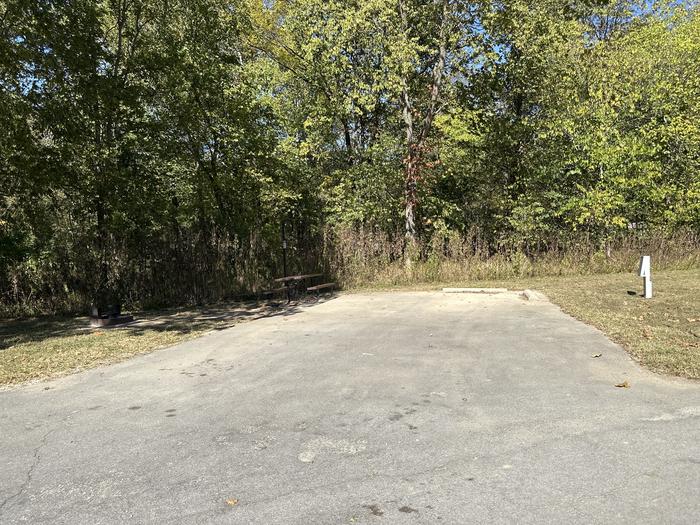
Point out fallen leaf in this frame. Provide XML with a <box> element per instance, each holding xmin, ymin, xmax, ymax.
<box><xmin>615</xmin><ymin>381</ymin><xmax>630</xmax><ymax>388</ymax></box>
<box><xmin>591</xmin><ymin>353</ymin><xmax>602</xmax><ymax>358</ymax></box>
<box><xmin>225</xmin><ymin>499</ymin><xmax>239</xmax><ymax>507</ymax></box>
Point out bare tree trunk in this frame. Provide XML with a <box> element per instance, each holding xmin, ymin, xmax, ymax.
<box><xmin>404</xmin><ymin>147</ymin><xmax>418</xmax><ymax>242</ymax></box>
<box><xmin>398</xmin><ymin>0</ymin><xmax>449</xmax><ymax>257</ymax></box>
<box><xmin>401</xmin><ymin>71</ymin><xmax>417</xmax><ymax>244</ymax></box>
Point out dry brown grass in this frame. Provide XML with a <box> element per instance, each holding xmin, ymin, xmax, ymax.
<box><xmin>328</xmin><ymin>229</ymin><xmax>700</xmax><ymax>289</ymax></box>
<box><xmin>0</xmin><ymin>301</ymin><xmax>290</xmax><ymax>386</ymax></box>
<box><xmin>532</xmin><ymin>270</ymin><xmax>700</xmax><ymax>380</ymax></box>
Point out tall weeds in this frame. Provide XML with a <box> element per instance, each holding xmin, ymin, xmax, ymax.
<box><xmin>324</xmin><ymin>228</ymin><xmax>700</xmax><ymax>289</ymax></box>
<box><xmin>2</xmin><ymin>226</ymin><xmax>698</xmax><ymax>317</ymax></box>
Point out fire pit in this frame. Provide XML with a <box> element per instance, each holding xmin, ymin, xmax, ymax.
<box><xmin>89</xmin><ymin>303</ymin><xmax>134</xmax><ymax>328</ymax></box>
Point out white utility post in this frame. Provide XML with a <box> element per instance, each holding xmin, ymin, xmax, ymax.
<box><xmin>638</xmin><ymin>255</ymin><xmax>652</xmax><ymax>299</ymax></box>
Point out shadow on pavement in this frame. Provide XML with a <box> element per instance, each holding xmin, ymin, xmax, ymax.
<box><xmin>0</xmin><ymin>295</ymin><xmax>338</xmax><ymax>350</ymax></box>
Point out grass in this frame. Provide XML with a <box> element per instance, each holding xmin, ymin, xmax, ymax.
<box><xmin>0</xmin><ymin>301</ymin><xmax>289</xmax><ymax>386</ymax></box>
<box><xmin>528</xmin><ymin>269</ymin><xmax>700</xmax><ymax>380</ymax></box>
<box><xmin>357</xmin><ymin>268</ymin><xmax>700</xmax><ymax>380</ymax></box>
<box><xmin>1</xmin><ymin>269</ymin><xmax>698</xmax><ymax>386</ymax></box>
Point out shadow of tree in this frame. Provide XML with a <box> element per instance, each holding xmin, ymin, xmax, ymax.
<box><xmin>1</xmin><ymin>295</ymin><xmax>338</xmax><ymax>350</ymax></box>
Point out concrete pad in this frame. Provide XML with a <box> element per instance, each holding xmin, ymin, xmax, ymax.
<box><xmin>0</xmin><ymin>291</ymin><xmax>699</xmax><ymax>524</ymax></box>
<box><xmin>522</xmin><ymin>289</ymin><xmax>549</xmax><ymax>302</ymax></box>
<box><xmin>442</xmin><ymin>287</ymin><xmax>508</xmax><ymax>294</ymax></box>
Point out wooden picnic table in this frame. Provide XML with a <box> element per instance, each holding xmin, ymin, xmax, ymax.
<box><xmin>273</xmin><ymin>273</ymin><xmax>323</xmax><ymax>283</ymax></box>
<box><xmin>272</xmin><ymin>273</ymin><xmax>323</xmax><ymax>302</ymax></box>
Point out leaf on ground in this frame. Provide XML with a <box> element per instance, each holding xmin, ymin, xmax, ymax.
<box><xmin>225</xmin><ymin>498</ymin><xmax>239</xmax><ymax>507</ymax></box>
<box><xmin>592</xmin><ymin>353</ymin><xmax>602</xmax><ymax>358</ymax></box>
<box><xmin>615</xmin><ymin>381</ymin><xmax>630</xmax><ymax>388</ymax></box>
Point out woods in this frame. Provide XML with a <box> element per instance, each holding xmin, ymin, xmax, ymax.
<box><xmin>1</xmin><ymin>0</ymin><xmax>699</xmax><ymax>315</ymax></box>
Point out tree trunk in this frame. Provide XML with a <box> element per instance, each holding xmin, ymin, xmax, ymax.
<box><xmin>404</xmin><ymin>147</ymin><xmax>418</xmax><ymax>242</ymax></box>
<box><xmin>399</xmin><ymin>0</ymin><xmax>449</xmax><ymax>253</ymax></box>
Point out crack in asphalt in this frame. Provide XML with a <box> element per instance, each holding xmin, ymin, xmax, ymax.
<box><xmin>0</xmin><ymin>428</ymin><xmax>54</xmax><ymax>515</ymax></box>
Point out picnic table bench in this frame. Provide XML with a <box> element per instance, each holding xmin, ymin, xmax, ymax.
<box><xmin>307</xmin><ymin>282</ymin><xmax>335</xmax><ymax>298</ymax></box>
<box><xmin>262</xmin><ymin>273</ymin><xmax>335</xmax><ymax>302</ymax></box>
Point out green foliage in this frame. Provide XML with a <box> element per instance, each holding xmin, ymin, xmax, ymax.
<box><xmin>1</xmin><ymin>0</ymin><xmax>698</xmax><ymax>314</ymax></box>
<box><xmin>0</xmin><ymin>0</ymin><xmax>293</xmax><ymax>313</ymax></box>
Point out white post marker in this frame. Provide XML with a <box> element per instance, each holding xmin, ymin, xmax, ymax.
<box><xmin>638</xmin><ymin>255</ymin><xmax>652</xmax><ymax>299</ymax></box>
